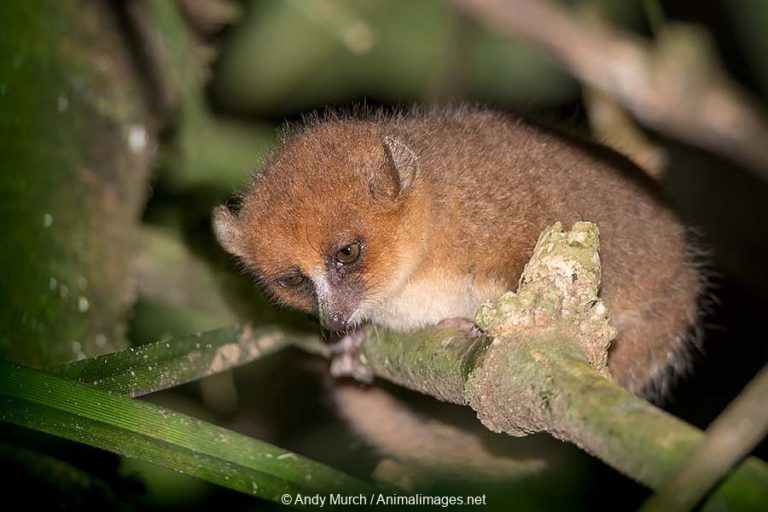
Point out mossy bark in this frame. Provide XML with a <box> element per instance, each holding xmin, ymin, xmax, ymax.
<box><xmin>0</xmin><ymin>0</ymin><xmax>155</xmax><ymax>366</ymax></box>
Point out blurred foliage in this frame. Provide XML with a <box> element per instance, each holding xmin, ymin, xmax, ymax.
<box><xmin>213</xmin><ymin>0</ymin><xmax>583</xmax><ymax>115</ymax></box>
<box><xmin>0</xmin><ymin>441</ymin><xmax>132</xmax><ymax>509</ymax></box>
<box><xmin>142</xmin><ymin>0</ymin><xmax>275</xmax><ymax>193</ymax></box>
<box><xmin>726</xmin><ymin>0</ymin><xmax>768</xmax><ymax>100</ymax></box>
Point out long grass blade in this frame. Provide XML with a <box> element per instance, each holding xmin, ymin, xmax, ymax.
<box><xmin>0</xmin><ymin>361</ymin><xmax>370</xmax><ymax>502</ymax></box>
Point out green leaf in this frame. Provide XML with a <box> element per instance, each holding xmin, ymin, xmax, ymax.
<box><xmin>0</xmin><ymin>360</ymin><xmax>370</xmax><ymax>502</ymax></box>
<box><xmin>49</xmin><ymin>325</ymin><xmax>316</xmax><ymax>397</ymax></box>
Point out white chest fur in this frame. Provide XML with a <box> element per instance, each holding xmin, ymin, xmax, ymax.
<box><xmin>366</xmin><ymin>272</ymin><xmax>507</xmax><ymax>332</ymax></box>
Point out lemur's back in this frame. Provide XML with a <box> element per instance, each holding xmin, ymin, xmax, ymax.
<box><xmin>384</xmin><ymin>109</ymin><xmax>701</xmax><ymax>396</ymax></box>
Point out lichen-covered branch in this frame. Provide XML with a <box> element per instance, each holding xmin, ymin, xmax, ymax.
<box><xmin>360</xmin><ymin>326</ymin><xmax>488</xmax><ymax>405</ymax></box>
<box><xmin>355</xmin><ymin>222</ymin><xmax>768</xmax><ymax>510</ymax></box>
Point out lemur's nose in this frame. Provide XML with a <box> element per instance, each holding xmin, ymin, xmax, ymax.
<box><xmin>322</xmin><ymin>312</ymin><xmax>349</xmax><ymax>332</ymax></box>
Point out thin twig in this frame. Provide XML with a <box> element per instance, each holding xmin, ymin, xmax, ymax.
<box><xmin>452</xmin><ymin>0</ymin><xmax>768</xmax><ymax>180</ymax></box>
<box><xmin>583</xmin><ymin>86</ymin><xmax>668</xmax><ymax>179</ymax></box>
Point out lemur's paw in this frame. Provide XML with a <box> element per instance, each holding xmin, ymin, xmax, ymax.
<box><xmin>329</xmin><ymin>329</ymin><xmax>373</xmax><ymax>384</ymax></box>
<box><xmin>438</xmin><ymin>317</ymin><xmax>483</xmax><ymax>339</ymax></box>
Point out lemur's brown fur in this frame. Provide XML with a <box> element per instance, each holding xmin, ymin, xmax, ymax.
<box><xmin>214</xmin><ymin>107</ymin><xmax>702</xmax><ymax>475</ymax></box>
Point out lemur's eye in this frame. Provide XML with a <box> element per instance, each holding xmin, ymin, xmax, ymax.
<box><xmin>278</xmin><ymin>274</ymin><xmax>305</xmax><ymax>288</ymax></box>
<box><xmin>335</xmin><ymin>243</ymin><xmax>360</xmax><ymax>265</ymax></box>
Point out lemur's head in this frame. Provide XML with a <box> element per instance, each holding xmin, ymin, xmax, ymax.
<box><xmin>213</xmin><ymin>120</ymin><xmax>428</xmax><ymax>332</ymax></box>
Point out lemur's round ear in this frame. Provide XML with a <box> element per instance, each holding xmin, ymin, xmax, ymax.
<box><xmin>371</xmin><ymin>137</ymin><xmax>418</xmax><ymax>199</ymax></box>
<box><xmin>384</xmin><ymin>136</ymin><xmax>418</xmax><ymax>193</ymax></box>
<box><xmin>212</xmin><ymin>206</ymin><xmax>245</xmax><ymax>258</ymax></box>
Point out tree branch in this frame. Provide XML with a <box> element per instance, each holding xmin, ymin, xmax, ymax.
<box><xmin>354</xmin><ymin>222</ymin><xmax>768</xmax><ymax>510</ymax></box>
<box><xmin>641</xmin><ymin>363</ymin><xmax>768</xmax><ymax>512</ymax></box>
<box><xmin>452</xmin><ymin>0</ymin><xmax>768</xmax><ymax>180</ymax></box>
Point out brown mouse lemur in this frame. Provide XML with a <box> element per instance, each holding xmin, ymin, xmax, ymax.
<box><xmin>214</xmin><ymin>107</ymin><xmax>702</xmax><ymax>471</ymax></box>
